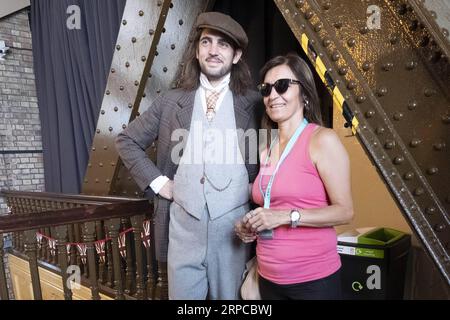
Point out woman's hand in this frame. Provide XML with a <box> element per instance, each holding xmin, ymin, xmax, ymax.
<box><xmin>235</xmin><ymin>220</ymin><xmax>257</xmax><ymax>243</ymax></box>
<box><xmin>243</xmin><ymin>207</ymin><xmax>290</xmax><ymax>232</ymax></box>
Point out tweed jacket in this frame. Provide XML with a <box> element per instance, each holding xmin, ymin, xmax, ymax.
<box><xmin>115</xmin><ymin>88</ymin><xmax>262</xmax><ymax>261</ymax></box>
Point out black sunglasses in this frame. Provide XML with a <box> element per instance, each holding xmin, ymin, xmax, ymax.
<box><xmin>257</xmin><ymin>78</ymin><xmax>301</xmax><ymax>97</ymax></box>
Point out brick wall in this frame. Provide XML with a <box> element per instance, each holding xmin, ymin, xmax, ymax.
<box><xmin>0</xmin><ymin>8</ymin><xmax>44</xmax><ymax>215</ymax></box>
<box><xmin>0</xmin><ymin>8</ymin><xmax>43</xmax><ymax>300</ymax></box>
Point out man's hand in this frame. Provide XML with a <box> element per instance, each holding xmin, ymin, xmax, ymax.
<box><xmin>235</xmin><ymin>219</ymin><xmax>257</xmax><ymax>243</ymax></box>
<box><xmin>158</xmin><ymin>180</ymin><xmax>174</xmax><ymax>200</ymax></box>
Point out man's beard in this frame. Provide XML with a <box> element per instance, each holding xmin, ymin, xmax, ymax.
<box><xmin>200</xmin><ymin>62</ymin><xmax>233</xmax><ymax>82</ymax></box>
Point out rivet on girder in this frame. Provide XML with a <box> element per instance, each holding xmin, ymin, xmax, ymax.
<box><xmin>365</xmin><ymin>110</ymin><xmax>375</xmax><ymax>118</ymax></box>
<box><xmin>106</xmin><ymin>179</ymin><xmax>110</xmax><ymax>184</ymax></box>
<box><xmin>304</xmin><ymin>11</ymin><xmax>314</xmax><ymax>20</ymax></box>
<box><xmin>101</xmin><ymin>110</ymin><xmax>105</xmax><ymax>115</ymax></box>
<box><xmin>128</xmin><ymin>103</ymin><xmax>133</xmax><ymax>109</ymax></box>
<box><xmin>410</xmin><ymin>139</ymin><xmax>421</xmax><ymax>147</ymax></box>
<box><xmin>347</xmin><ymin>81</ymin><xmax>357</xmax><ymax>90</ymax></box>
<box><xmin>384</xmin><ymin>140</ymin><xmax>395</xmax><ymax>149</ymax></box>
<box><xmin>99</xmin><ymin>163</ymin><xmax>103</xmax><ymax>167</ymax></box>
<box><xmin>414</xmin><ymin>188</ymin><xmax>424</xmax><ymax>196</ymax></box>
<box><xmin>95</xmin><ymin>179</ymin><xmax>99</xmax><ymax>183</ymax></box>
<box><xmin>397</xmin><ymin>4</ymin><xmax>407</xmax><ymax>15</ymax></box>
<box><xmin>322</xmin><ymin>2</ymin><xmax>331</xmax><ymax>10</ymax></box>
<box><xmin>84</xmin><ymin>179</ymin><xmax>88</xmax><ymax>183</ymax></box>
<box><xmin>360</xmin><ymin>26</ymin><xmax>369</xmax><ymax>34</ymax></box>
<box><xmin>377</xmin><ymin>87</ymin><xmax>388</xmax><ymax>96</ymax></box>
<box><xmin>135</xmin><ymin>81</ymin><xmax>139</xmax><ymax>86</ymax></box>
<box><xmin>443</xmin><ymin>28</ymin><xmax>449</xmax><ymax>37</ymax></box>
<box><xmin>162</xmin><ymin>28</ymin><xmax>166</xmax><ymax>33</ymax></box>
<box><xmin>96</xmin><ymin>129</ymin><xmax>100</xmax><ymax>134</ymax></box>
<box><xmin>332</xmin><ymin>21</ymin><xmax>343</xmax><ymax>30</ymax></box>
<box><xmin>141</xmin><ymin>56</ymin><xmax>146</xmax><ymax>62</ymax></box>
<box><xmin>119</xmin><ymin>86</ymin><xmax>124</xmax><ymax>91</ymax></box>
<box><xmin>434</xmin><ymin>224</ymin><xmax>445</xmax><ymax>232</ymax></box>
<box><xmin>424</xmin><ymin>88</ymin><xmax>436</xmax><ymax>97</ymax></box>
<box><xmin>171</xmin><ymin>44</ymin><xmax>176</xmax><ymax>50</ymax></box>
<box><xmin>132</xmin><ymin>37</ymin><xmax>137</xmax><ymax>43</ymax></box>
<box><xmin>393</xmin><ymin>112</ymin><xmax>403</xmax><ymax>121</ymax></box>
<box><xmin>425</xmin><ymin>207</ymin><xmax>436</xmax><ymax>215</ymax></box>
<box><xmin>433</xmin><ymin>141</ymin><xmax>446</xmax><ymax>151</ymax></box>
<box><xmin>404</xmin><ymin>172</ymin><xmax>414</xmax><ymax>180</ymax></box>
<box><xmin>427</xmin><ymin>167</ymin><xmax>439</xmax><ymax>175</ymax></box>
<box><xmin>356</xmin><ymin>96</ymin><xmax>366</xmax><ymax>103</ymax></box>
<box><xmin>109</xmin><ymin>127</ymin><xmax>113</xmax><ymax>132</ymax></box>
<box><xmin>347</xmin><ymin>38</ymin><xmax>356</xmax><ymax>47</ymax></box>
<box><xmin>106</xmin><ymin>90</ymin><xmax>110</xmax><ymax>95</ymax></box>
<box><xmin>111</xmin><ymin>68</ymin><xmax>116</xmax><ymax>73</ymax></box>
<box><xmin>382</xmin><ymin>62</ymin><xmax>393</xmax><ymax>71</ymax></box>
<box><xmin>408</xmin><ymin>101</ymin><xmax>418</xmax><ymax>110</ymax></box>
<box><xmin>331</xmin><ymin>52</ymin><xmax>340</xmax><ymax>61</ymax></box>
<box><xmin>169</xmin><ymin>2</ymin><xmax>173</xmax><ymax>8</ymax></box>
<box><xmin>409</xmin><ymin>20</ymin><xmax>419</xmax><ymax>32</ymax></box>
<box><xmin>149</xmin><ymin>29</ymin><xmax>155</xmax><ymax>35</ymax></box>
<box><xmin>295</xmin><ymin>0</ymin><xmax>305</xmax><ymax>9</ymax></box>
<box><xmin>338</xmin><ymin>67</ymin><xmax>348</xmax><ymax>75</ymax></box>
<box><xmin>442</xmin><ymin>113</ymin><xmax>450</xmax><ymax>124</ymax></box>
<box><xmin>322</xmin><ymin>38</ymin><xmax>331</xmax><ymax>47</ymax></box>
<box><xmin>376</xmin><ymin>127</ymin><xmax>385</xmax><ymax>135</ymax></box>
<box><xmin>122</xmin><ymin>124</ymin><xmax>127</xmax><ymax>129</ymax></box>
<box><xmin>111</xmin><ymin>162</ymin><xmax>115</xmax><ymax>167</ymax></box>
<box><xmin>116</xmin><ymin>45</ymin><xmax>121</xmax><ymax>51</ymax></box>
<box><xmin>122</xmin><ymin>20</ymin><xmax>127</xmax><ymax>25</ymax></box>
<box><xmin>314</xmin><ymin>24</ymin><xmax>322</xmax><ymax>32</ymax></box>
<box><xmin>157</xmin><ymin>0</ymin><xmax>162</xmax><ymax>6</ymax></box>
<box><xmin>163</xmin><ymin>67</ymin><xmax>168</xmax><ymax>72</ymax></box>
<box><xmin>103</xmin><ymin>146</ymin><xmax>108</xmax><ymax>150</ymax></box>
<box><xmin>114</xmin><ymin>107</ymin><xmax>118</xmax><ymax>112</ymax></box>
<box><xmin>142</xmin><ymin>93</ymin><xmax>146</xmax><ymax>98</ymax></box>
<box><xmin>362</xmin><ymin>62</ymin><xmax>371</xmax><ymax>71</ymax></box>
<box><xmin>139</xmin><ymin>10</ymin><xmax>144</xmax><ymax>17</ymax></box>
<box><xmin>393</xmin><ymin>156</ymin><xmax>404</xmax><ymax>165</ymax></box>
<box><xmin>125</xmin><ymin>62</ymin><xmax>130</xmax><ymax>68</ymax></box>
<box><xmin>88</xmin><ymin>163</ymin><xmax>92</xmax><ymax>168</ymax></box>
<box><xmin>155</xmin><ymin>51</ymin><xmax>159</xmax><ymax>56</ymax></box>
<box><xmin>179</xmin><ymin>19</ymin><xmax>184</xmax><ymax>26</ymax></box>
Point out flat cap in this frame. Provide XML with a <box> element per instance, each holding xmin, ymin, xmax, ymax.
<box><xmin>195</xmin><ymin>12</ymin><xmax>248</xmax><ymax>49</ymax></box>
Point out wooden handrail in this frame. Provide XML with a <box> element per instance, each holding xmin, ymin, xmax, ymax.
<box><xmin>0</xmin><ymin>190</ymin><xmax>161</xmax><ymax>300</ymax></box>
<box><xmin>0</xmin><ymin>200</ymin><xmax>151</xmax><ymax>233</ymax></box>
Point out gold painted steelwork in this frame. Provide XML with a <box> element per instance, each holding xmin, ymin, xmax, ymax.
<box><xmin>83</xmin><ymin>0</ymin><xmax>172</xmax><ymax>196</ymax></box>
<box><xmin>274</xmin><ymin>0</ymin><xmax>449</xmax><ymax>284</ymax></box>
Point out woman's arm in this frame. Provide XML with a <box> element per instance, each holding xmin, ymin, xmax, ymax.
<box><xmin>245</xmin><ymin>127</ymin><xmax>354</xmax><ymax>232</ymax></box>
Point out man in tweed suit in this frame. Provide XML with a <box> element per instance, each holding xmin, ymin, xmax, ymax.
<box><xmin>116</xmin><ymin>12</ymin><xmax>260</xmax><ymax>299</ymax></box>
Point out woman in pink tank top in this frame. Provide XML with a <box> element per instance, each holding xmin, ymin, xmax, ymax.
<box><xmin>235</xmin><ymin>53</ymin><xmax>353</xmax><ymax>300</ymax></box>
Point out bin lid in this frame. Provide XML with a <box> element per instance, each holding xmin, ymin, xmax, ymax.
<box><xmin>338</xmin><ymin>227</ymin><xmax>407</xmax><ymax>246</ymax></box>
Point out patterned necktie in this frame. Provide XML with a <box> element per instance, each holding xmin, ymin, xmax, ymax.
<box><xmin>206</xmin><ymin>90</ymin><xmax>221</xmax><ymax>122</ymax></box>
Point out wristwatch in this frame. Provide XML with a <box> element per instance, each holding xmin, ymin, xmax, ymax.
<box><xmin>290</xmin><ymin>209</ymin><xmax>301</xmax><ymax>228</ymax></box>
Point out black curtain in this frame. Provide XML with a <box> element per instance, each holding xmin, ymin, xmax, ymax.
<box><xmin>30</xmin><ymin>0</ymin><xmax>126</xmax><ymax>193</ymax></box>
<box><xmin>214</xmin><ymin>0</ymin><xmax>333</xmax><ymax>127</ymax></box>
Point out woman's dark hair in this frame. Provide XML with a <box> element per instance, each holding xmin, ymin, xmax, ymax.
<box><xmin>259</xmin><ymin>53</ymin><xmax>323</xmax><ymax>132</ymax></box>
<box><xmin>177</xmin><ymin>29</ymin><xmax>253</xmax><ymax>95</ymax></box>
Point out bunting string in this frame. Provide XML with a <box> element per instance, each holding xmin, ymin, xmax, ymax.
<box><xmin>34</xmin><ymin>220</ymin><xmax>151</xmax><ymax>260</ymax></box>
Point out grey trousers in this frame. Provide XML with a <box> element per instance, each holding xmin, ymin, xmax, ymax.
<box><xmin>167</xmin><ymin>201</ymin><xmax>251</xmax><ymax>300</ymax></box>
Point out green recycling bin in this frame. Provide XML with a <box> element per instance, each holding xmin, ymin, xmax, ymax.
<box><xmin>337</xmin><ymin>227</ymin><xmax>411</xmax><ymax>300</ymax></box>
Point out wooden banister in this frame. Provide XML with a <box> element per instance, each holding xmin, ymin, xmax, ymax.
<box><xmin>0</xmin><ymin>190</ymin><xmax>159</xmax><ymax>300</ymax></box>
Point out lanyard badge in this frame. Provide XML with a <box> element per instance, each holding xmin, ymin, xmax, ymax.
<box><xmin>258</xmin><ymin>118</ymin><xmax>308</xmax><ymax>239</ymax></box>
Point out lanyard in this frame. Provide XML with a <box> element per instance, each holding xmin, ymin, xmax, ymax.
<box><xmin>259</xmin><ymin>118</ymin><xmax>309</xmax><ymax>209</ymax></box>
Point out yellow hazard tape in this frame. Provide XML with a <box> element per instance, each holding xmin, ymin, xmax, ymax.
<box><xmin>299</xmin><ymin>33</ymin><xmax>358</xmax><ymax>132</ymax></box>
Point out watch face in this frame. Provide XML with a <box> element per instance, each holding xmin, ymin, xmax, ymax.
<box><xmin>291</xmin><ymin>211</ymin><xmax>300</xmax><ymax>221</ymax></box>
